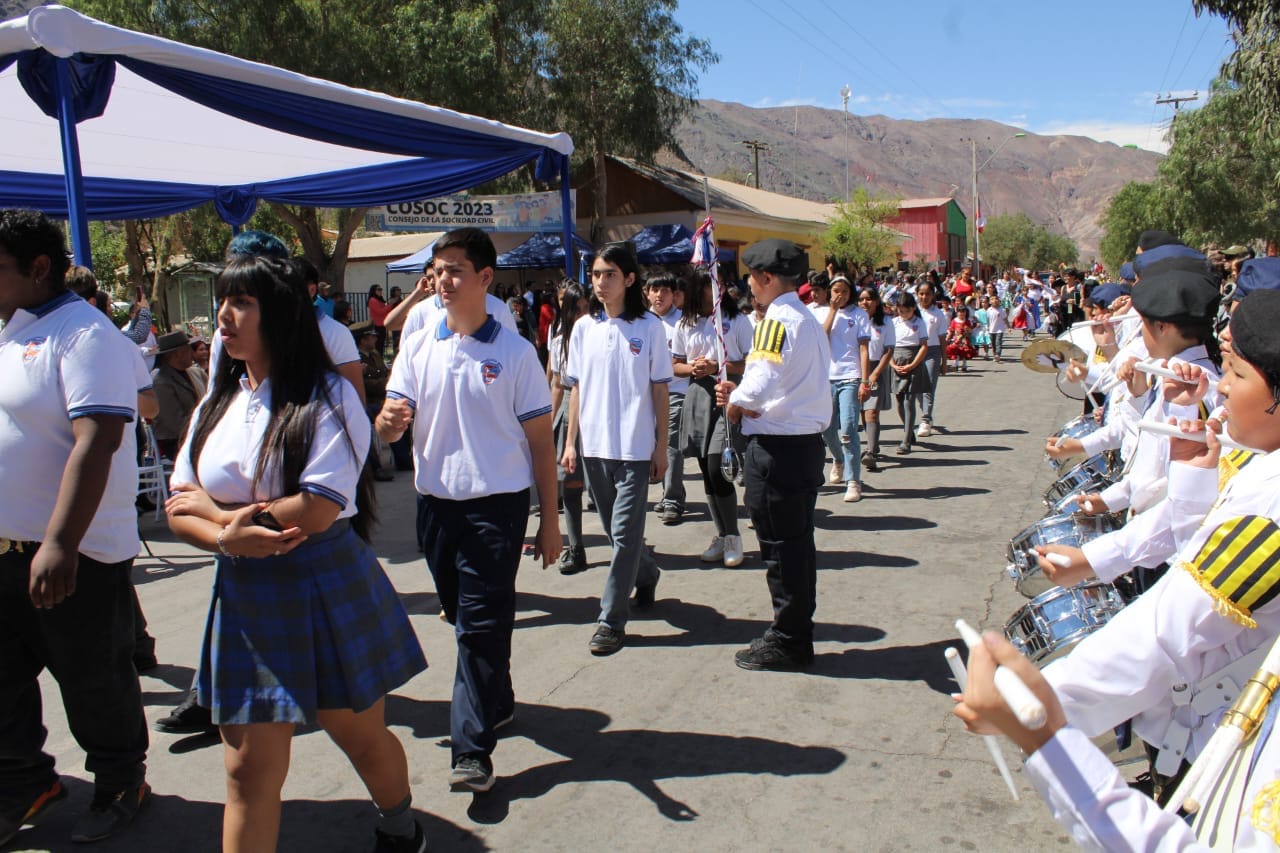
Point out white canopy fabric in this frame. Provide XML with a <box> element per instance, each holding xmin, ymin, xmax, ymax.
<box><xmin>0</xmin><ymin>5</ymin><xmax>576</xmax><ymax>269</ymax></box>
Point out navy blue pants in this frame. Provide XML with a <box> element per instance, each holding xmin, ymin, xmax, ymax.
<box><xmin>743</xmin><ymin>434</ymin><xmax>824</xmax><ymax>652</ymax></box>
<box><xmin>418</xmin><ymin>489</ymin><xmax>529</xmax><ymax>761</ymax></box>
<box><xmin>0</xmin><ymin>549</ymin><xmax>148</xmax><ymax>808</ymax></box>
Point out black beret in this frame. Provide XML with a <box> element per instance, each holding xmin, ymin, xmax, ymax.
<box><xmin>1230</xmin><ymin>289</ymin><xmax>1280</xmax><ymax>379</ymax></box>
<box><xmin>742</xmin><ymin>239</ymin><xmax>808</xmax><ymax>279</ymax></box>
<box><xmin>1087</xmin><ymin>283</ymin><xmax>1127</xmax><ymax>310</ymax></box>
<box><xmin>1131</xmin><ymin>267</ymin><xmax>1220</xmax><ymax>322</ymax></box>
<box><xmin>1132</xmin><ymin>242</ymin><xmax>1208</xmax><ymax>277</ymax></box>
<box><xmin>1137</xmin><ymin>230</ymin><xmax>1180</xmax><ymax>252</ymax></box>
<box><xmin>1234</xmin><ymin>257</ymin><xmax>1280</xmax><ymax>302</ymax></box>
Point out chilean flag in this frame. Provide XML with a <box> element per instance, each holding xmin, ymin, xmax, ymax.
<box><xmin>976</xmin><ymin>201</ymin><xmax>986</xmax><ymax>234</ymax></box>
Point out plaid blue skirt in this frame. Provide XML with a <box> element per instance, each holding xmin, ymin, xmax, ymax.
<box><xmin>196</xmin><ymin>521</ymin><xmax>427</xmax><ymax>725</ymax></box>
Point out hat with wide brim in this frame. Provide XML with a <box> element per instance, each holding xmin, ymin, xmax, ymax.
<box><xmin>155</xmin><ymin>330</ymin><xmax>191</xmax><ymax>355</ymax></box>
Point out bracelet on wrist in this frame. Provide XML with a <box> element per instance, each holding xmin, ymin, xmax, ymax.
<box><xmin>216</xmin><ymin>526</ymin><xmax>234</xmax><ymax>558</ymax></box>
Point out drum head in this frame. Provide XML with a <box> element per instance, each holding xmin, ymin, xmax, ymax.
<box><xmin>1004</xmin><ymin>581</ymin><xmax>1125</xmax><ymax>664</ymax></box>
<box><xmin>1056</xmin><ymin>369</ymin><xmax>1087</xmax><ymax>400</ymax></box>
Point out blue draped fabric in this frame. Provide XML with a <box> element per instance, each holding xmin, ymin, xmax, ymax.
<box><xmin>1</xmin><ymin>32</ymin><xmax>575</xmax><ymax>272</ymax></box>
<box><xmin>630</xmin><ymin>224</ymin><xmax>735</xmax><ymax>265</ymax></box>
<box><xmin>495</xmin><ymin>231</ymin><xmax>595</xmax><ymax>270</ymax></box>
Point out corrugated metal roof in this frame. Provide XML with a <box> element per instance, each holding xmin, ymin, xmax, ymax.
<box><xmin>346</xmin><ymin>232</ymin><xmax>442</xmax><ymax>260</ymax></box>
<box><xmin>897</xmin><ymin>197</ymin><xmax>957</xmax><ymax>209</ymax></box>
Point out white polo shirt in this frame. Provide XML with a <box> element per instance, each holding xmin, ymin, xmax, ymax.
<box><xmin>922</xmin><ymin>306</ymin><xmax>946</xmax><ymax>346</ymax></box>
<box><xmin>563</xmin><ymin>310</ymin><xmax>673</xmax><ymax>461</ymax></box>
<box><xmin>0</xmin><ymin>291</ymin><xmax>140</xmax><ymax>563</ymax></box>
<box><xmin>171</xmin><ymin>374</ymin><xmax>367</xmax><ymax>518</ymax></box>
<box><xmin>891</xmin><ymin>313</ymin><xmax>927</xmax><ymax>348</ymax></box>
<box><xmin>866</xmin><ymin>318</ymin><xmax>896</xmax><ymax>365</ymax></box>
<box><xmin>671</xmin><ymin>313</ymin><xmax>753</xmax><ymax>367</ymax></box>
<box><xmin>400</xmin><ymin>292</ymin><xmax>516</xmax><ymax>343</ymax></box>
<box><xmin>827</xmin><ymin>305</ymin><xmax>874</xmax><ymax>380</ymax></box>
<box><xmin>654</xmin><ymin>307</ymin><xmax>688</xmax><ymax>395</ymax></box>
<box><xmin>387</xmin><ymin>315</ymin><xmax>551</xmax><ymax>500</ymax></box>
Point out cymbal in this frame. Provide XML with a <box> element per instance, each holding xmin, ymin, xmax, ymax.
<box><xmin>1021</xmin><ymin>338</ymin><xmax>1087</xmax><ymax>374</ymax></box>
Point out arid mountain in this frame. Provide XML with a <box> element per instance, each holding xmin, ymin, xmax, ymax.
<box><xmin>660</xmin><ymin>100</ymin><xmax>1162</xmax><ymax>262</ymax></box>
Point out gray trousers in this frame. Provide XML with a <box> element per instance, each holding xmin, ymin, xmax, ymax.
<box><xmin>663</xmin><ymin>392</ymin><xmax>686</xmax><ymax>507</ymax></box>
<box><xmin>583</xmin><ymin>457</ymin><xmax>660</xmax><ymax>629</ymax></box>
<box><xmin>920</xmin><ymin>344</ymin><xmax>942</xmax><ymax>424</ymax></box>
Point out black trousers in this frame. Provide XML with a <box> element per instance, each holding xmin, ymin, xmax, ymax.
<box><xmin>743</xmin><ymin>434</ymin><xmax>824</xmax><ymax>650</ymax></box>
<box><xmin>0</xmin><ymin>548</ymin><xmax>148</xmax><ymax>808</ymax></box>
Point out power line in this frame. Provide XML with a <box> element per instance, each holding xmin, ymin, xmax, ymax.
<box><xmin>815</xmin><ymin>0</ymin><xmax>936</xmax><ymax>105</ymax></box>
<box><xmin>1156</xmin><ymin>6</ymin><xmax>1193</xmax><ymax>96</ymax></box>
<box><xmin>1169</xmin><ymin>24</ymin><xmax>1214</xmax><ymax>93</ymax></box>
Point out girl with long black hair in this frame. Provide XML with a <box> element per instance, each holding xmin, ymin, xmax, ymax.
<box><xmin>674</xmin><ymin>270</ymin><xmax>753</xmax><ymax>566</ymax></box>
<box><xmin>166</xmin><ymin>256</ymin><xmax>427</xmax><ymax>851</ymax></box>
<box><xmin>548</xmin><ymin>279</ymin><xmax>592</xmax><ymax>574</ymax></box>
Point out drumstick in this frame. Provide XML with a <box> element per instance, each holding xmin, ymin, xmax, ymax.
<box><xmin>1045</xmin><ymin>552</ymin><xmax>1072</xmax><ymax>568</ymax></box>
<box><xmin>1137</xmin><ymin>421</ymin><xmax>1263</xmax><ymax>454</ymax></box>
<box><xmin>945</xmin><ymin>647</ymin><xmax>1020</xmax><ymax>801</ymax></box>
<box><xmin>955</xmin><ymin>620</ymin><xmax>1048</xmax><ymax>729</ymax></box>
<box><xmin>1083</xmin><ymin>500</ymin><xmax>1095</xmax><ymax>513</ymax></box>
<box><xmin>1135</xmin><ymin>360</ymin><xmax>1220</xmax><ymax>393</ymax></box>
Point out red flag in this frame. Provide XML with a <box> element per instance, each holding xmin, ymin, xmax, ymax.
<box><xmin>976</xmin><ymin>202</ymin><xmax>986</xmax><ymax>234</ymax></box>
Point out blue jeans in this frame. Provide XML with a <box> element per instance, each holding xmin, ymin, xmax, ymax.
<box><xmin>821</xmin><ymin>380</ymin><xmax>862</xmax><ymax>484</ymax></box>
<box><xmin>582</xmin><ymin>458</ymin><xmax>660</xmax><ymax>629</ymax></box>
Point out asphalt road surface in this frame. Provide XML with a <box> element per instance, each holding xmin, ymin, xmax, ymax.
<box><xmin>19</xmin><ymin>338</ymin><xmax>1109</xmax><ymax>852</ymax></box>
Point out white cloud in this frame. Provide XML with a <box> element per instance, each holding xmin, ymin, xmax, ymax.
<box><xmin>1032</xmin><ymin>120</ymin><xmax>1170</xmax><ymax>154</ymax></box>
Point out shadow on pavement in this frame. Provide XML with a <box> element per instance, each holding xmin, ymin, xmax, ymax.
<box><xmin>864</xmin><ymin>485</ymin><xmax>990</xmax><ymax>500</ymax></box>
<box><xmin>4</xmin><ymin>776</ymin><xmax>482</xmax><ymax>853</ymax></box>
<box><xmin>811</xmin><ymin>638</ymin><xmax>961</xmax><ymax>693</ymax></box>
<box><xmin>451</xmin><ymin>702</ymin><xmax>846</xmax><ymax>824</ymax></box>
<box><xmin>511</xmin><ymin>592</ymin><xmax>886</xmax><ymax>650</ymax></box>
<box><xmin>913</xmin><ymin>443</ymin><xmax>1012</xmax><ymax>453</ymax></box>
<box><xmin>889</xmin><ymin>456</ymin><xmax>987</xmax><ymax>468</ymax></box>
<box><xmin>816</xmin><ymin>510</ymin><xmax>937</xmax><ymax>533</ymax></box>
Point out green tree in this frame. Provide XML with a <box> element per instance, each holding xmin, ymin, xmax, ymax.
<box><xmin>819</xmin><ymin>189</ymin><xmax>903</xmax><ymax>277</ymax></box>
<box><xmin>1157</xmin><ymin>83</ymin><xmax>1280</xmax><ymax>247</ymax></box>
<box><xmin>975</xmin><ymin>212</ymin><xmax>1036</xmax><ymax>271</ymax></box>
<box><xmin>537</xmin><ymin>0</ymin><xmax>717</xmax><ymax>240</ymax></box>
<box><xmin>1098</xmin><ymin>181</ymin><xmax>1171</xmax><ymax>272</ymax></box>
<box><xmin>1194</xmin><ymin>1</ymin><xmax>1280</xmax><ymax>136</ymax></box>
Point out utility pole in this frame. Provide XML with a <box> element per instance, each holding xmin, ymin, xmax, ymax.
<box><xmin>840</xmin><ymin>84</ymin><xmax>851</xmax><ymax>202</ymax></box>
<box><xmin>1156</xmin><ymin>91</ymin><xmax>1199</xmax><ymax>111</ymax></box>
<box><xmin>742</xmin><ymin>140</ymin><xmax>770</xmax><ymax>189</ymax></box>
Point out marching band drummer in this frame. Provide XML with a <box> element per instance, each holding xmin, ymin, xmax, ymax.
<box><xmin>1020</xmin><ymin>288</ymin><xmax>1280</xmax><ymax>809</ymax></box>
<box><xmin>1073</xmin><ymin>267</ymin><xmax>1223</xmax><ymax>522</ymax></box>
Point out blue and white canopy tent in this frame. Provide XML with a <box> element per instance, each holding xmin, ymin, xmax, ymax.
<box><xmin>0</xmin><ymin>5</ymin><xmax>576</xmax><ymax>272</ymax></box>
<box><xmin>630</xmin><ymin>223</ymin><xmax>734</xmax><ymax>265</ymax></box>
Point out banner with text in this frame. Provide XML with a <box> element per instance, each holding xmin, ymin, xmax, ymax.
<box><xmin>365</xmin><ymin>190</ymin><xmax>575</xmax><ymax>233</ymax></box>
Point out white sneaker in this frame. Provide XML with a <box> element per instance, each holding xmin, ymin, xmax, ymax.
<box><xmin>828</xmin><ymin>461</ymin><xmax>844</xmax><ymax>484</ymax></box>
<box><xmin>722</xmin><ymin>534</ymin><xmax>745</xmax><ymax>567</ymax></box>
<box><xmin>843</xmin><ymin>482</ymin><xmax>863</xmax><ymax>503</ymax></box>
<box><xmin>916</xmin><ymin>422</ymin><xmax>933</xmax><ymax>438</ymax></box>
<box><xmin>700</xmin><ymin>536</ymin><xmax>725</xmax><ymax>562</ymax></box>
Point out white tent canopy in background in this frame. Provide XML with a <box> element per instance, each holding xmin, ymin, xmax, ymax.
<box><xmin>0</xmin><ymin>4</ymin><xmax>576</xmax><ymax>270</ymax></box>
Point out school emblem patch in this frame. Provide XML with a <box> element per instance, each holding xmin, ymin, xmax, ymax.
<box><xmin>22</xmin><ymin>337</ymin><xmax>46</xmax><ymax>364</ymax></box>
<box><xmin>480</xmin><ymin>359</ymin><xmax>502</xmax><ymax>385</ymax></box>
<box><xmin>628</xmin><ymin>337</ymin><xmax>643</xmax><ymax>355</ymax></box>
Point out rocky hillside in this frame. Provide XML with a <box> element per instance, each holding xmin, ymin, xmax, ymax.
<box><xmin>661</xmin><ymin>100</ymin><xmax>1162</xmax><ymax>261</ymax></box>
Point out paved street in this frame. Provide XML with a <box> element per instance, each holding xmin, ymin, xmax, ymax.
<box><xmin>21</xmin><ymin>338</ymin><xmax>1101</xmax><ymax>852</ymax></box>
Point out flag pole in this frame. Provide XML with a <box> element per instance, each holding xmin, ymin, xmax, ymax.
<box><xmin>694</xmin><ymin>178</ymin><xmax>739</xmax><ymax>478</ymax></box>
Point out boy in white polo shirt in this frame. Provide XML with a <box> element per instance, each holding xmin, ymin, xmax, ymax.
<box><xmin>0</xmin><ymin>210</ymin><xmax>150</xmax><ymax>846</ymax></box>
<box><xmin>377</xmin><ymin>228</ymin><xmax>559</xmax><ymax>794</ymax></box>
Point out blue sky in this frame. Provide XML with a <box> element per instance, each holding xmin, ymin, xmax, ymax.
<box><xmin>674</xmin><ymin>0</ymin><xmax>1230</xmax><ymax>153</ymax></box>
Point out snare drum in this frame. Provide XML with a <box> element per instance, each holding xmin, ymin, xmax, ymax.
<box><xmin>1047</xmin><ymin>476</ymin><xmax>1114</xmax><ymax>517</ymax></box>
<box><xmin>1004</xmin><ymin>581</ymin><xmax>1125</xmax><ymax>663</ymax></box>
<box><xmin>1006</xmin><ymin>512</ymin><xmax>1121</xmax><ymax>598</ymax></box>
<box><xmin>1046</xmin><ymin>415</ymin><xmax>1101</xmax><ymax>472</ymax></box>
<box><xmin>1043</xmin><ymin>454</ymin><xmax>1115</xmax><ymax>507</ymax></box>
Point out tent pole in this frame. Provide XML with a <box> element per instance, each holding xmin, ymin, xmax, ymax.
<box><xmin>54</xmin><ymin>58</ymin><xmax>93</xmax><ymax>268</ymax></box>
<box><xmin>559</xmin><ymin>154</ymin><xmax>574</xmax><ymax>277</ymax></box>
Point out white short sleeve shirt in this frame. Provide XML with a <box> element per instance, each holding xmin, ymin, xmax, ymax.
<box><xmin>827</xmin><ymin>305</ymin><xmax>874</xmax><ymax>380</ymax></box>
<box><xmin>171</xmin><ymin>374</ymin><xmax>368</xmax><ymax>518</ymax></box>
<box><xmin>386</xmin><ymin>316</ymin><xmax>552</xmax><ymax>500</ymax></box>
<box><xmin>400</xmin><ymin>292</ymin><xmax>516</xmax><ymax>342</ymax></box>
<box><xmin>563</xmin><ymin>310</ymin><xmax>673</xmax><ymax>460</ymax></box>
<box><xmin>0</xmin><ymin>292</ymin><xmax>140</xmax><ymax>562</ymax></box>
<box><xmin>866</xmin><ymin>318</ymin><xmax>896</xmax><ymax>364</ymax></box>
<box><xmin>654</xmin><ymin>307</ymin><xmax>688</xmax><ymax>395</ymax></box>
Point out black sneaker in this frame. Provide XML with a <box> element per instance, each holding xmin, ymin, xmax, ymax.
<box><xmin>633</xmin><ymin>582</ymin><xmax>657</xmax><ymax>610</ymax></box>
<box><xmin>449</xmin><ymin>754</ymin><xmax>495</xmax><ymax>793</ymax></box>
<box><xmin>154</xmin><ymin>696</ymin><xmax>216</xmax><ymax>735</ymax></box>
<box><xmin>653</xmin><ymin>500</ymin><xmax>668</xmax><ymax>516</ymax></box>
<box><xmin>0</xmin><ymin>778</ymin><xmax>68</xmax><ymax>846</ymax></box>
<box><xmin>70</xmin><ymin>782</ymin><xmax>150</xmax><ymax>843</ymax></box>
<box><xmin>374</xmin><ymin>819</ymin><xmax>426</xmax><ymax>853</ymax></box>
<box><xmin>862</xmin><ymin>451</ymin><xmax>879</xmax><ymax>473</ymax></box>
<box><xmin>660</xmin><ymin>502</ymin><xmax>683</xmax><ymax>525</ymax></box>
<box><xmin>589</xmin><ymin>624</ymin><xmax>624</xmax><ymax>656</ymax></box>
<box><xmin>557</xmin><ymin>547</ymin><xmax>587</xmax><ymax>576</ymax></box>
<box><xmin>734</xmin><ymin>638</ymin><xmax>812</xmax><ymax>672</ymax></box>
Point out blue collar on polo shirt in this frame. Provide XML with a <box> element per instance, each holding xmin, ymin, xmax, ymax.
<box><xmin>26</xmin><ymin>289</ymin><xmax>77</xmax><ymax>318</ymax></box>
<box><xmin>435</xmin><ymin>314</ymin><xmax>501</xmax><ymax>342</ymax></box>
